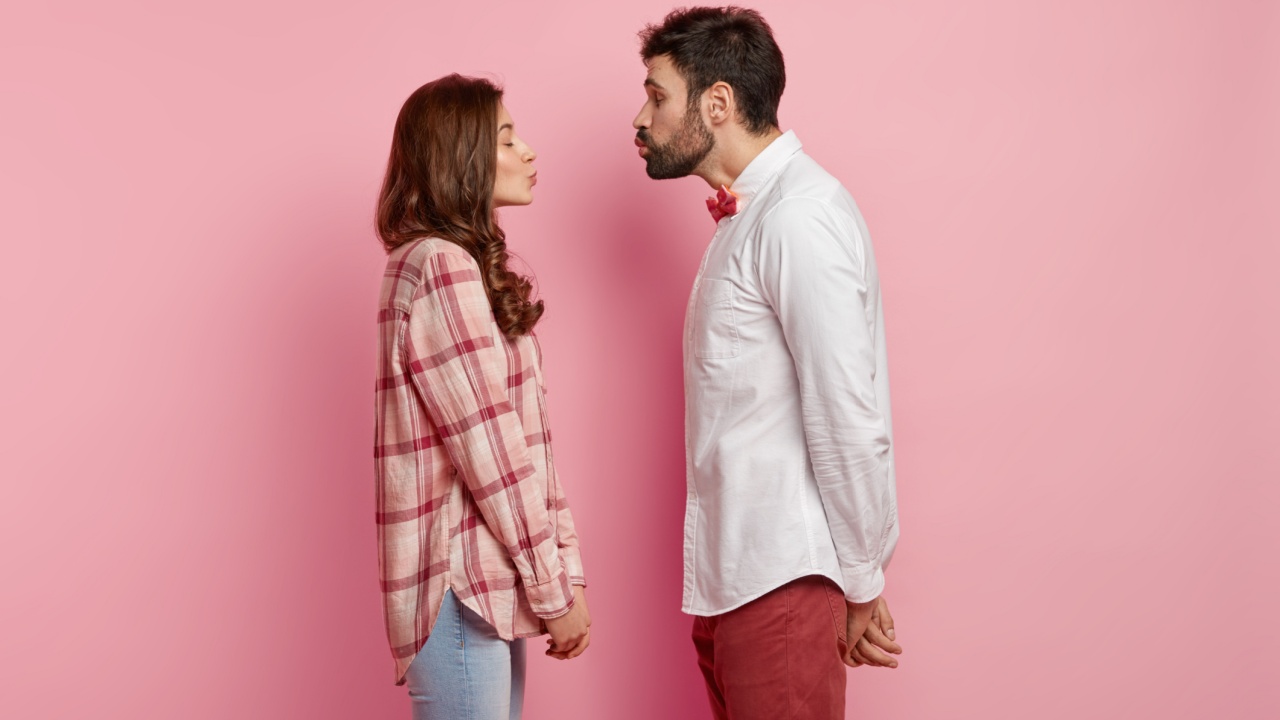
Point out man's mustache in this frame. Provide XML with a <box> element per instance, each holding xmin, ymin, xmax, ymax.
<box><xmin>636</xmin><ymin>129</ymin><xmax>652</xmax><ymax>146</ymax></box>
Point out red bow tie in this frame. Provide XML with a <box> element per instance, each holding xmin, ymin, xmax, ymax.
<box><xmin>706</xmin><ymin>185</ymin><xmax>739</xmax><ymax>223</ymax></box>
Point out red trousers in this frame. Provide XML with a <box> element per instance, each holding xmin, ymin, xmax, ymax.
<box><xmin>692</xmin><ymin>575</ymin><xmax>849</xmax><ymax>720</ymax></box>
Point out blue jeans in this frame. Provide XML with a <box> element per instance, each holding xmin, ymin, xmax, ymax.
<box><xmin>404</xmin><ymin>589</ymin><xmax>526</xmax><ymax>720</ymax></box>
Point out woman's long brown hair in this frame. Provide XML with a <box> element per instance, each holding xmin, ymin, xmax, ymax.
<box><xmin>376</xmin><ymin>74</ymin><xmax>543</xmax><ymax>336</ymax></box>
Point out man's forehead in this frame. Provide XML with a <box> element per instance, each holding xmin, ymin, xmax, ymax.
<box><xmin>644</xmin><ymin>55</ymin><xmax>680</xmax><ymax>87</ymax></box>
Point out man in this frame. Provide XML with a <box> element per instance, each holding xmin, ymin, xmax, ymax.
<box><xmin>632</xmin><ymin>7</ymin><xmax>903</xmax><ymax>719</ymax></box>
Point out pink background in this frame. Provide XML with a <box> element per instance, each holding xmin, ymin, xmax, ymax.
<box><xmin>2</xmin><ymin>1</ymin><xmax>1277</xmax><ymax>717</ymax></box>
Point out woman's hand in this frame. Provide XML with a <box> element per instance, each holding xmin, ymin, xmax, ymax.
<box><xmin>545</xmin><ymin>587</ymin><xmax>591</xmax><ymax>660</ymax></box>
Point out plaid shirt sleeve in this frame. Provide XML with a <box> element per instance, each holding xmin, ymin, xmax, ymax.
<box><xmin>404</xmin><ymin>248</ymin><xmax>575</xmax><ymax>618</ymax></box>
<box><xmin>533</xmin><ymin>337</ymin><xmax>587</xmax><ymax>588</ymax></box>
<box><xmin>555</xmin><ymin>487</ymin><xmax>585</xmax><ymax>587</ymax></box>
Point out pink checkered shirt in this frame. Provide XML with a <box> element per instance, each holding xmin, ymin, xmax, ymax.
<box><xmin>374</xmin><ymin>237</ymin><xmax>585</xmax><ymax>684</ymax></box>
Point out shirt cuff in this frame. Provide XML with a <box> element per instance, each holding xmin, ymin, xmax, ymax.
<box><xmin>560</xmin><ymin>545</ymin><xmax>586</xmax><ymax>586</ymax></box>
<box><xmin>524</xmin><ymin>566</ymin><xmax>575</xmax><ymax>619</ymax></box>
<box><xmin>842</xmin><ymin>563</ymin><xmax>886</xmax><ymax>604</ymax></box>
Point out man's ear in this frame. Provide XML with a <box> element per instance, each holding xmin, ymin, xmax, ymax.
<box><xmin>705</xmin><ymin>81</ymin><xmax>734</xmax><ymax>127</ymax></box>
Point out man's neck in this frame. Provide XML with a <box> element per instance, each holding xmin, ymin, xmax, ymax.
<box><xmin>696</xmin><ymin>127</ymin><xmax>784</xmax><ymax>190</ymax></box>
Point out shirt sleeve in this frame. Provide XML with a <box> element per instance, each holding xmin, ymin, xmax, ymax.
<box><xmin>554</xmin><ymin>486</ymin><xmax>586</xmax><ymax>587</ymax></box>
<box><xmin>403</xmin><ymin>247</ymin><xmax>574</xmax><ymax>619</ymax></box>
<box><xmin>757</xmin><ymin>197</ymin><xmax>898</xmax><ymax>604</ymax></box>
<box><xmin>532</xmin><ymin>337</ymin><xmax>587</xmax><ymax>588</ymax></box>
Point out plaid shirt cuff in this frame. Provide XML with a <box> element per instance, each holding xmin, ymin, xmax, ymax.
<box><xmin>525</xmin><ymin>566</ymin><xmax>575</xmax><ymax>619</ymax></box>
<box><xmin>561</xmin><ymin>546</ymin><xmax>586</xmax><ymax>587</ymax></box>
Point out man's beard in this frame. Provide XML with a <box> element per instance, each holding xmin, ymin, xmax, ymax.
<box><xmin>638</xmin><ymin>105</ymin><xmax>715</xmax><ymax>180</ymax></box>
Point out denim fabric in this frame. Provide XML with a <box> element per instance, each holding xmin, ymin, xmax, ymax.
<box><xmin>404</xmin><ymin>589</ymin><xmax>527</xmax><ymax>720</ymax></box>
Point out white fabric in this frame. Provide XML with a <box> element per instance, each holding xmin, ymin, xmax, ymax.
<box><xmin>683</xmin><ymin>131</ymin><xmax>899</xmax><ymax>615</ymax></box>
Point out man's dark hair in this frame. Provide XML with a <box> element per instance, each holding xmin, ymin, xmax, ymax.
<box><xmin>639</xmin><ymin>6</ymin><xmax>785</xmax><ymax>135</ymax></box>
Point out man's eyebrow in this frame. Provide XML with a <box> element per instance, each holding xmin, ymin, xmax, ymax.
<box><xmin>644</xmin><ymin>78</ymin><xmax>666</xmax><ymax>91</ymax></box>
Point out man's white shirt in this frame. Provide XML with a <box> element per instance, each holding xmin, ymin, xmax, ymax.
<box><xmin>683</xmin><ymin>130</ymin><xmax>899</xmax><ymax>615</ymax></box>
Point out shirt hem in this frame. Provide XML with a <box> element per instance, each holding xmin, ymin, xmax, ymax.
<box><xmin>681</xmin><ymin>569</ymin><xmax>845</xmax><ymax>617</ymax></box>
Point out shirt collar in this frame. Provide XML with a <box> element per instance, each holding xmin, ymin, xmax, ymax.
<box><xmin>726</xmin><ymin>130</ymin><xmax>802</xmax><ymax>212</ymax></box>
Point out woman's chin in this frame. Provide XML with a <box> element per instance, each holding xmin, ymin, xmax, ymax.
<box><xmin>494</xmin><ymin>195</ymin><xmax>534</xmax><ymax>209</ymax></box>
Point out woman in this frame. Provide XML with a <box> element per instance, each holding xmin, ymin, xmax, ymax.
<box><xmin>373</xmin><ymin>74</ymin><xmax>590</xmax><ymax>719</ymax></box>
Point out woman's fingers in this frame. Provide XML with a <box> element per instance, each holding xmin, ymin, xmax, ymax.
<box><xmin>566</xmin><ymin>630</ymin><xmax>590</xmax><ymax>659</ymax></box>
<box><xmin>545</xmin><ymin>629</ymin><xmax>590</xmax><ymax>660</ymax></box>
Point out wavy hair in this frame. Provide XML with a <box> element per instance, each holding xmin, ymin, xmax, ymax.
<box><xmin>376</xmin><ymin>74</ymin><xmax>543</xmax><ymax>336</ymax></box>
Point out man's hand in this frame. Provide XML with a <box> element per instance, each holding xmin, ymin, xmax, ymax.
<box><xmin>844</xmin><ymin>596</ymin><xmax>901</xmax><ymax>669</ymax></box>
<box><xmin>544</xmin><ymin>586</ymin><xmax>591</xmax><ymax>660</ymax></box>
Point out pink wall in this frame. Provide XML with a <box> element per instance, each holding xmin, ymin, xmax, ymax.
<box><xmin>2</xmin><ymin>1</ymin><xmax>1277</xmax><ymax>717</ymax></box>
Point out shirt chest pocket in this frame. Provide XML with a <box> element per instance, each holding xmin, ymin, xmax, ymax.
<box><xmin>694</xmin><ymin>278</ymin><xmax>741</xmax><ymax>359</ymax></box>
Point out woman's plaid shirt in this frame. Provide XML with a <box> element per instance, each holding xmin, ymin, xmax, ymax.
<box><xmin>374</xmin><ymin>238</ymin><xmax>585</xmax><ymax>684</ymax></box>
